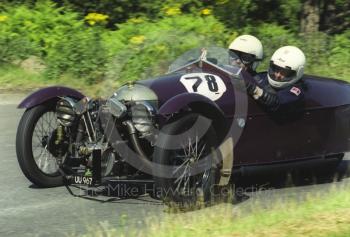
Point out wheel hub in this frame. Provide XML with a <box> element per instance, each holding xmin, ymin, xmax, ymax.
<box><xmin>45</xmin><ymin>129</ymin><xmax>68</xmax><ymax>157</ymax></box>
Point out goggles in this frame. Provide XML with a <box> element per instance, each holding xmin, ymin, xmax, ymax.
<box><xmin>229</xmin><ymin>50</ymin><xmax>260</xmax><ymax>65</ymax></box>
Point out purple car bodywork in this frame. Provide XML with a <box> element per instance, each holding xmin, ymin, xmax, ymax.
<box><xmin>139</xmin><ymin>62</ymin><xmax>350</xmax><ymax>167</ymax></box>
<box><xmin>18</xmin><ymin>86</ymin><xmax>85</xmax><ymax>109</ymax></box>
<box><xmin>18</xmin><ymin>62</ymin><xmax>350</xmax><ymax>169</ymax></box>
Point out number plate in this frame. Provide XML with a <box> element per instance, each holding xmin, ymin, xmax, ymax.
<box><xmin>179</xmin><ymin>73</ymin><xmax>227</xmax><ymax>101</ymax></box>
<box><xmin>71</xmin><ymin>175</ymin><xmax>93</xmax><ymax>185</ymax></box>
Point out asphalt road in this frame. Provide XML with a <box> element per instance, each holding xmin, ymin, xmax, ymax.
<box><xmin>0</xmin><ymin>98</ymin><xmax>164</xmax><ymax>237</ymax></box>
<box><xmin>1</xmin><ymin>94</ymin><xmax>350</xmax><ymax>237</ymax></box>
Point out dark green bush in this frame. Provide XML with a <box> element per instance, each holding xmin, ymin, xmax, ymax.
<box><xmin>0</xmin><ymin>0</ymin><xmax>349</xmax><ymax>88</ymax></box>
<box><xmin>242</xmin><ymin>23</ymin><xmax>300</xmax><ymax>71</ymax></box>
<box><xmin>328</xmin><ymin>30</ymin><xmax>350</xmax><ymax>79</ymax></box>
<box><xmin>238</xmin><ymin>24</ymin><xmax>350</xmax><ymax>80</ymax></box>
<box><xmin>0</xmin><ymin>7</ymin><xmax>40</xmax><ymax>62</ymax></box>
<box><xmin>103</xmin><ymin>14</ymin><xmax>228</xmax><ymax>85</ymax></box>
<box><xmin>0</xmin><ymin>1</ymin><xmax>108</xmax><ymax>82</ymax></box>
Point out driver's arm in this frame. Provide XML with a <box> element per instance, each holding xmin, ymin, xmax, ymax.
<box><xmin>242</xmin><ymin>71</ymin><xmax>303</xmax><ymax>111</ymax></box>
<box><xmin>247</xmin><ymin>83</ymin><xmax>280</xmax><ymax>111</ymax></box>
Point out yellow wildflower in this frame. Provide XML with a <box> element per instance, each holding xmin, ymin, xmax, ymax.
<box><xmin>165</xmin><ymin>7</ymin><xmax>181</xmax><ymax>16</ymax></box>
<box><xmin>201</xmin><ymin>8</ymin><xmax>212</xmax><ymax>15</ymax></box>
<box><xmin>0</xmin><ymin>15</ymin><xmax>8</xmax><ymax>22</ymax></box>
<box><xmin>85</xmin><ymin>13</ymin><xmax>109</xmax><ymax>26</ymax></box>
<box><xmin>87</xmin><ymin>20</ymin><xmax>96</xmax><ymax>26</ymax></box>
<box><xmin>130</xmin><ymin>35</ymin><xmax>146</xmax><ymax>45</ymax></box>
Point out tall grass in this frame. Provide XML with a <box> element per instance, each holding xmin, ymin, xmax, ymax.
<box><xmin>73</xmin><ymin>184</ymin><xmax>350</xmax><ymax>237</ymax></box>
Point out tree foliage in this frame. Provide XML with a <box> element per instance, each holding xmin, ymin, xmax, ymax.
<box><xmin>0</xmin><ymin>1</ymin><xmax>107</xmax><ymax>81</ymax></box>
<box><xmin>2</xmin><ymin>0</ymin><xmax>349</xmax><ymax>34</ymax></box>
<box><xmin>0</xmin><ymin>0</ymin><xmax>349</xmax><ymax>85</ymax></box>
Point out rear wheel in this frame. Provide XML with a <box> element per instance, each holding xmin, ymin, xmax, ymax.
<box><xmin>154</xmin><ymin>113</ymin><xmax>220</xmax><ymax>209</ymax></box>
<box><xmin>16</xmin><ymin>103</ymin><xmax>64</xmax><ymax>187</ymax></box>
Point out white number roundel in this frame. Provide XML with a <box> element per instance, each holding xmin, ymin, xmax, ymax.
<box><xmin>179</xmin><ymin>73</ymin><xmax>227</xmax><ymax>101</ymax></box>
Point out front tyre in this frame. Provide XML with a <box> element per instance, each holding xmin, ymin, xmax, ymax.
<box><xmin>154</xmin><ymin>113</ymin><xmax>220</xmax><ymax>209</ymax></box>
<box><xmin>16</xmin><ymin>103</ymin><xmax>63</xmax><ymax>187</ymax></box>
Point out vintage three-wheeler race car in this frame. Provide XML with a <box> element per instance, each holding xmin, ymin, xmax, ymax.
<box><xmin>16</xmin><ymin>47</ymin><xmax>350</xmax><ymax>207</ymax></box>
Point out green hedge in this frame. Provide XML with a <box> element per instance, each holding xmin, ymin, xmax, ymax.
<box><xmin>243</xmin><ymin>24</ymin><xmax>350</xmax><ymax>80</ymax></box>
<box><xmin>0</xmin><ymin>1</ymin><xmax>349</xmax><ymax>89</ymax></box>
<box><xmin>0</xmin><ymin>1</ymin><xmax>108</xmax><ymax>82</ymax></box>
<box><xmin>103</xmin><ymin>14</ymin><xmax>228</xmax><ymax>85</ymax></box>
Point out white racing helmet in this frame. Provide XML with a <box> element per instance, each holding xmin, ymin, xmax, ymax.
<box><xmin>268</xmin><ymin>46</ymin><xmax>306</xmax><ymax>89</ymax></box>
<box><xmin>228</xmin><ymin>34</ymin><xmax>263</xmax><ymax>71</ymax></box>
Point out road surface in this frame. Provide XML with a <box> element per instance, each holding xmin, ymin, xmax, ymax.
<box><xmin>0</xmin><ymin>94</ymin><xmax>349</xmax><ymax>236</ymax></box>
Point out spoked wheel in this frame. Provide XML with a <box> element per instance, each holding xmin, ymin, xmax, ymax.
<box><xmin>16</xmin><ymin>103</ymin><xmax>64</xmax><ymax>187</ymax></box>
<box><xmin>154</xmin><ymin>113</ymin><xmax>219</xmax><ymax>210</ymax></box>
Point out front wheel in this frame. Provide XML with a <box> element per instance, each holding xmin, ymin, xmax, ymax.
<box><xmin>154</xmin><ymin>113</ymin><xmax>220</xmax><ymax>209</ymax></box>
<box><xmin>16</xmin><ymin>103</ymin><xmax>64</xmax><ymax>187</ymax></box>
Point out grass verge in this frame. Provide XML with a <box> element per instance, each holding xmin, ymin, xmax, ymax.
<box><xmin>75</xmin><ymin>184</ymin><xmax>350</xmax><ymax>237</ymax></box>
<box><xmin>0</xmin><ymin>64</ymin><xmax>48</xmax><ymax>92</ymax></box>
<box><xmin>0</xmin><ymin>64</ymin><xmax>102</xmax><ymax>96</ymax></box>
<box><xmin>1</xmin><ymin>64</ymin><xmax>350</xmax><ymax>98</ymax></box>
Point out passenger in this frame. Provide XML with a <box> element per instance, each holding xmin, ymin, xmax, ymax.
<box><xmin>244</xmin><ymin>45</ymin><xmax>306</xmax><ymax>111</ymax></box>
<box><xmin>228</xmin><ymin>34</ymin><xmax>263</xmax><ymax>79</ymax></box>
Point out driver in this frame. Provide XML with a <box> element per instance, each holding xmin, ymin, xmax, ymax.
<box><xmin>228</xmin><ymin>34</ymin><xmax>263</xmax><ymax>77</ymax></box>
<box><xmin>244</xmin><ymin>45</ymin><xmax>306</xmax><ymax>111</ymax></box>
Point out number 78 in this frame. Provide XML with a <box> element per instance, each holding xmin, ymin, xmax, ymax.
<box><xmin>184</xmin><ymin>75</ymin><xmax>218</xmax><ymax>92</ymax></box>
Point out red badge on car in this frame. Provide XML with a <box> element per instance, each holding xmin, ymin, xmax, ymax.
<box><xmin>290</xmin><ymin>86</ymin><xmax>301</xmax><ymax>96</ymax></box>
